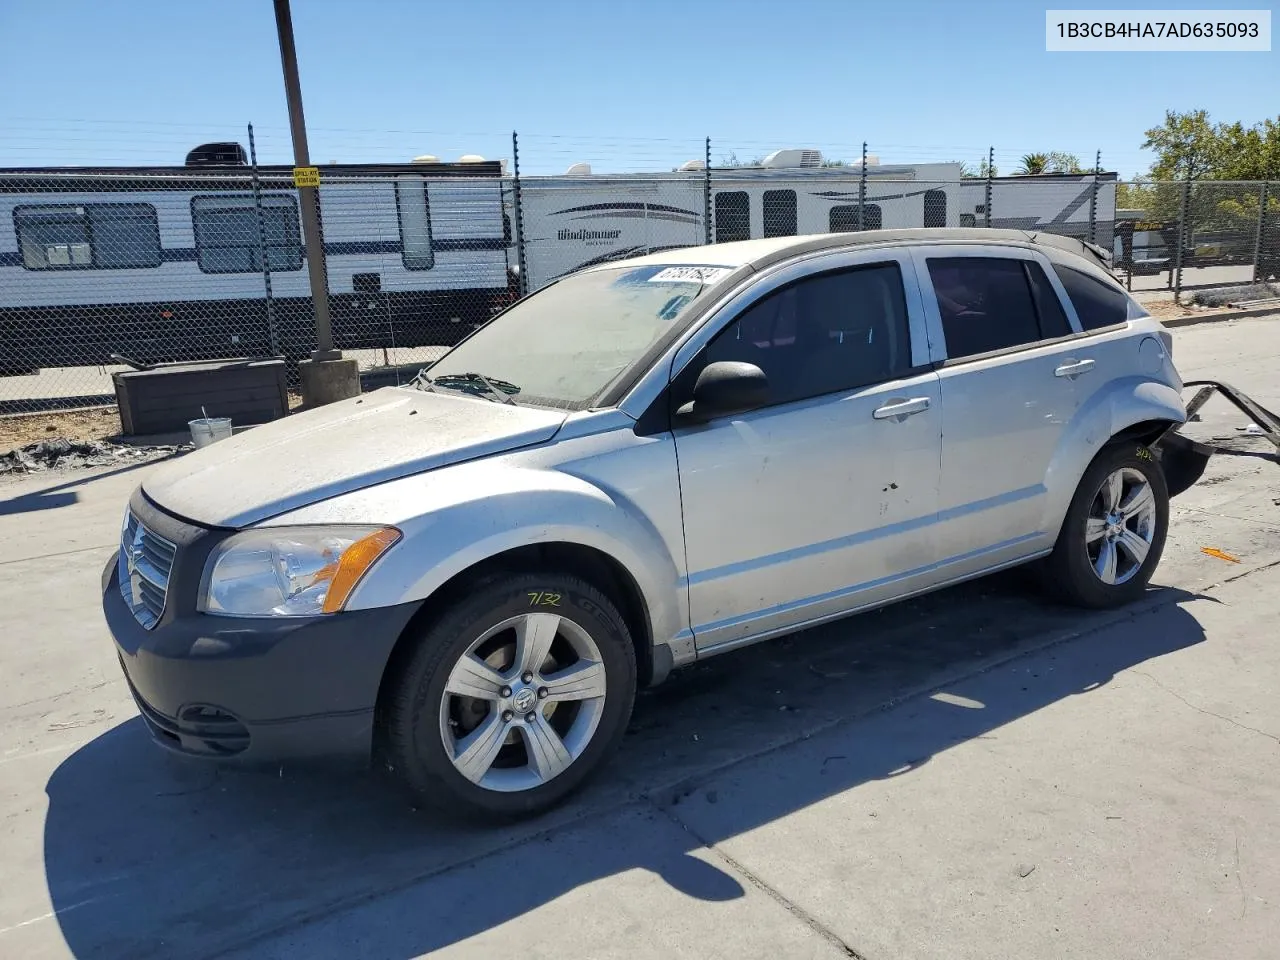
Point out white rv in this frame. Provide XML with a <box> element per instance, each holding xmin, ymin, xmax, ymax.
<box><xmin>0</xmin><ymin>158</ymin><xmax>510</xmax><ymax>374</ymax></box>
<box><xmin>509</xmin><ymin>149</ymin><xmax>1117</xmax><ymax>291</ymax></box>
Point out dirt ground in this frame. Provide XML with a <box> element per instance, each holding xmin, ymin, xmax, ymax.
<box><xmin>0</xmin><ymin>407</ymin><xmax>122</xmax><ymax>453</ymax></box>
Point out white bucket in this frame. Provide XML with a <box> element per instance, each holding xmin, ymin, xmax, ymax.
<box><xmin>189</xmin><ymin>417</ymin><xmax>233</xmax><ymax>449</ymax></box>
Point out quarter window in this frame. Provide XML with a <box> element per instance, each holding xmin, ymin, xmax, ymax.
<box><xmin>762</xmin><ymin>190</ymin><xmax>797</xmax><ymax>238</ymax></box>
<box><xmin>191</xmin><ymin>194</ymin><xmax>303</xmax><ymax>274</ymax></box>
<box><xmin>14</xmin><ymin>203</ymin><xmax>161</xmax><ymax>270</ymax></box>
<box><xmin>714</xmin><ymin>191</ymin><xmax>750</xmax><ymax>243</ymax></box>
<box><xmin>1052</xmin><ymin>263</ymin><xmax>1130</xmax><ymax>330</ymax></box>
<box><xmin>690</xmin><ymin>262</ymin><xmax>912</xmax><ymax>408</ymax></box>
<box><xmin>927</xmin><ymin>257</ymin><xmax>1041</xmax><ymax>360</ymax></box>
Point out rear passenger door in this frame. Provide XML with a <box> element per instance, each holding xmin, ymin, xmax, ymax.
<box><xmin>910</xmin><ymin>245</ymin><xmax>1086</xmax><ymax>577</ymax></box>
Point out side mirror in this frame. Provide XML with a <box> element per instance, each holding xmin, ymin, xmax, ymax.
<box><xmin>676</xmin><ymin>361</ymin><xmax>770</xmax><ymax>423</ymax></box>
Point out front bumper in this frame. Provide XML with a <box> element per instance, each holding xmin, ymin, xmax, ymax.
<box><xmin>101</xmin><ymin>490</ymin><xmax>421</xmax><ymax>765</ymax></box>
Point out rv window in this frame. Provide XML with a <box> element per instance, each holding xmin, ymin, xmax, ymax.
<box><xmin>191</xmin><ymin>195</ymin><xmax>303</xmax><ymax>274</ymax></box>
<box><xmin>680</xmin><ymin>262</ymin><xmax>911</xmax><ymax>410</ymax></box>
<box><xmin>927</xmin><ymin>257</ymin><xmax>1042</xmax><ymax>360</ymax></box>
<box><xmin>14</xmin><ymin>203</ymin><xmax>161</xmax><ymax>271</ymax></box>
<box><xmin>1051</xmin><ymin>264</ymin><xmax>1129</xmax><ymax>330</ymax></box>
<box><xmin>923</xmin><ymin>189</ymin><xmax>947</xmax><ymax>228</ymax></box>
<box><xmin>959</xmin><ymin>213</ymin><xmax>977</xmax><ymax>228</ymax></box>
<box><xmin>763</xmin><ymin>190</ymin><xmax>797</xmax><ymax>238</ymax></box>
<box><xmin>828</xmin><ymin>204</ymin><xmax>882</xmax><ymax>232</ymax></box>
<box><xmin>395</xmin><ymin>178</ymin><xmax>435</xmax><ymax>270</ymax></box>
<box><xmin>715</xmin><ymin>192</ymin><xmax>750</xmax><ymax>243</ymax></box>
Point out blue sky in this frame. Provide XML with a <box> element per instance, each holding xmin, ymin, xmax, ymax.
<box><xmin>0</xmin><ymin>0</ymin><xmax>1274</xmax><ymax>177</ymax></box>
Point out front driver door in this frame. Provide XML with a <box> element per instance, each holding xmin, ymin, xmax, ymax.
<box><xmin>670</xmin><ymin>250</ymin><xmax>943</xmax><ymax>652</ymax></box>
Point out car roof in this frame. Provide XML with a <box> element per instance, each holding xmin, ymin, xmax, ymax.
<box><xmin>590</xmin><ymin>228</ymin><xmax>1112</xmax><ymax>276</ymax></box>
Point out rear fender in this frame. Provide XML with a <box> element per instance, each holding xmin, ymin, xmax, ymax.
<box><xmin>1042</xmin><ymin>377</ymin><xmax>1186</xmax><ymax>532</ymax></box>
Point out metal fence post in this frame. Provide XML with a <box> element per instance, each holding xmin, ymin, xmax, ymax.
<box><xmin>511</xmin><ymin>130</ymin><xmax>529</xmax><ymax>297</ymax></box>
<box><xmin>984</xmin><ymin>146</ymin><xmax>994</xmax><ymax>228</ymax></box>
<box><xmin>247</xmin><ymin>123</ymin><xmax>279</xmax><ymax>357</ymax></box>
<box><xmin>1174</xmin><ymin>173</ymin><xmax>1191</xmax><ymax>303</ymax></box>
<box><xmin>857</xmin><ymin>141</ymin><xmax>867</xmax><ymax>231</ymax></box>
<box><xmin>704</xmin><ymin>136</ymin><xmax>712</xmax><ymax>245</ymax></box>
<box><xmin>1088</xmin><ymin>149</ymin><xmax>1101</xmax><ymax>245</ymax></box>
<box><xmin>1252</xmin><ymin>181</ymin><xmax>1270</xmax><ymax>283</ymax></box>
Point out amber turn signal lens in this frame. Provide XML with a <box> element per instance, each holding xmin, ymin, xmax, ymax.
<box><xmin>321</xmin><ymin>527</ymin><xmax>401</xmax><ymax>613</ymax></box>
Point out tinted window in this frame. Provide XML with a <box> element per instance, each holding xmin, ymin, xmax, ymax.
<box><xmin>1052</xmin><ymin>264</ymin><xmax>1129</xmax><ymax>330</ymax></box>
<box><xmin>927</xmin><ymin>257</ymin><xmax>1040</xmax><ymax>360</ymax></box>
<box><xmin>763</xmin><ymin>190</ymin><xmax>797</xmax><ymax>237</ymax></box>
<box><xmin>1025</xmin><ymin>261</ymin><xmax>1073</xmax><ymax>338</ymax></box>
<box><xmin>192</xmin><ymin>195</ymin><xmax>302</xmax><ymax>274</ymax></box>
<box><xmin>715</xmin><ymin>192</ymin><xmax>750</xmax><ymax>243</ymax></box>
<box><xmin>696</xmin><ymin>263</ymin><xmax>911</xmax><ymax>407</ymax></box>
<box><xmin>923</xmin><ymin>189</ymin><xmax>947</xmax><ymax>228</ymax></box>
<box><xmin>14</xmin><ymin>203</ymin><xmax>160</xmax><ymax>270</ymax></box>
<box><xmin>829</xmin><ymin>203</ymin><xmax>882</xmax><ymax>232</ymax></box>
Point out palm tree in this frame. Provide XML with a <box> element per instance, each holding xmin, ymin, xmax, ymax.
<box><xmin>1019</xmin><ymin>153</ymin><xmax>1050</xmax><ymax>175</ymax></box>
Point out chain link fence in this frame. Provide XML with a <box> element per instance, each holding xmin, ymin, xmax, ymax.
<box><xmin>1113</xmin><ymin>179</ymin><xmax>1280</xmax><ymax>296</ymax></box>
<box><xmin>2</xmin><ymin>161</ymin><xmax>1277</xmax><ymax>421</ymax></box>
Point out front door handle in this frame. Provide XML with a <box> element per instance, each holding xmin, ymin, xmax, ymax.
<box><xmin>872</xmin><ymin>396</ymin><xmax>931</xmax><ymax>421</ymax></box>
<box><xmin>1054</xmin><ymin>358</ymin><xmax>1095</xmax><ymax>379</ymax></box>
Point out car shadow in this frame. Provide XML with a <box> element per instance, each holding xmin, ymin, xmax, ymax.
<box><xmin>43</xmin><ymin>578</ymin><xmax>1209</xmax><ymax>959</ymax></box>
<box><xmin>0</xmin><ymin>455</ymin><xmax>180</xmax><ymax>518</ymax></box>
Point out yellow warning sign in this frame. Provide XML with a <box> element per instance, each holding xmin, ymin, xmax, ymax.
<box><xmin>292</xmin><ymin>166</ymin><xmax>321</xmax><ymax>188</ymax></box>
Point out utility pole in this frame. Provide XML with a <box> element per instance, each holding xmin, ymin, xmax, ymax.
<box><xmin>273</xmin><ymin>0</ymin><xmax>358</xmax><ymax>403</ymax></box>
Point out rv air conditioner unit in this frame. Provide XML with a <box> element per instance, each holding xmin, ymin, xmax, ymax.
<box><xmin>185</xmin><ymin>142</ymin><xmax>248</xmax><ymax>167</ymax></box>
<box><xmin>565</xmin><ymin>162</ymin><xmax>592</xmax><ymax>176</ymax></box>
<box><xmin>458</xmin><ymin>154</ymin><xmax>486</xmax><ymax>163</ymax></box>
<box><xmin>412</xmin><ymin>154</ymin><xmax>441</xmax><ymax>163</ymax></box>
<box><xmin>678</xmin><ymin>159</ymin><xmax>706</xmax><ymax>172</ymax></box>
<box><xmin>761</xmin><ymin>149</ymin><xmax>823</xmax><ymax>169</ymax></box>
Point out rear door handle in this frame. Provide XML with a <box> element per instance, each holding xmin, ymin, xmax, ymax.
<box><xmin>1054</xmin><ymin>358</ymin><xmax>1095</xmax><ymax>379</ymax></box>
<box><xmin>872</xmin><ymin>397</ymin><xmax>931</xmax><ymax>421</ymax></box>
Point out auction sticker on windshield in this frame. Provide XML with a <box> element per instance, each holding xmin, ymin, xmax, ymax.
<box><xmin>646</xmin><ymin>266</ymin><xmax>734</xmax><ymax>284</ymax></box>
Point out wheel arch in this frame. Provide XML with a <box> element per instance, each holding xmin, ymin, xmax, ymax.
<box><xmin>371</xmin><ymin>540</ymin><xmax>663</xmax><ymax>762</ymax></box>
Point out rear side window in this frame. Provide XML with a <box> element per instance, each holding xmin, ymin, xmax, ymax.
<box><xmin>1052</xmin><ymin>264</ymin><xmax>1130</xmax><ymax>330</ymax></box>
<box><xmin>927</xmin><ymin>257</ymin><xmax>1040</xmax><ymax>360</ymax></box>
<box><xmin>1024</xmin><ymin>261</ymin><xmax>1073</xmax><ymax>339</ymax></box>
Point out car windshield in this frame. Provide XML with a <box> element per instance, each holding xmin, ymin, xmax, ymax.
<box><xmin>418</xmin><ymin>263</ymin><xmax>731</xmax><ymax>409</ymax></box>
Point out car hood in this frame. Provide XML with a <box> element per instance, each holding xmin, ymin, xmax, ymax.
<box><xmin>142</xmin><ymin>387</ymin><xmax>567</xmax><ymax>528</ymax></box>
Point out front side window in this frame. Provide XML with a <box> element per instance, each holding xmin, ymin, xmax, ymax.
<box><xmin>191</xmin><ymin>194</ymin><xmax>302</xmax><ymax>274</ymax></box>
<box><xmin>763</xmin><ymin>190</ymin><xmax>797</xmax><ymax>237</ymax></box>
<box><xmin>688</xmin><ymin>262</ymin><xmax>912</xmax><ymax>407</ymax></box>
<box><xmin>15</xmin><ymin>203</ymin><xmax>160</xmax><ymax>270</ymax></box>
<box><xmin>423</xmin><ymin>262</ymin><xmax>720</xmax><ymax>409</ymax></box>
<box><xmin>715</xmin><ymin>191</ymin><xmax>750</xmax><ymax>243</ymax></box>
<box><xmin>1052</xmin><ymin>263</ymin><xmax>1130</xmax><ymax>330</ymax></box>
<box><xmin>927</xmin><ymin>256</ymin><xmax>1041</xmax><ymax>360</ymax></box>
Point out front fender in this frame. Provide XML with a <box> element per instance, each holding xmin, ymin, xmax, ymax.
<box><xmin>265</xmin><ymin>460</ymin><xmax>688</xmax><ymax>657</ymax></box>
<box><xmin>1041</xmin><ymin>377</ymin><xmax>1186</xmax><ymax>532</ymax></box>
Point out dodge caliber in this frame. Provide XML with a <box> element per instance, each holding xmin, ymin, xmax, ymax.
<box><xmin>102</xmin><ymin>229</ymin><xmax>1188</xmax><ymax>820</ymax></box>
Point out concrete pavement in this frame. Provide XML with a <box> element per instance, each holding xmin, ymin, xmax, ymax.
<box><xmin>2</xmin><ymin>316</ymin><xmax>1279</xmax><ymax>959</ymax></box>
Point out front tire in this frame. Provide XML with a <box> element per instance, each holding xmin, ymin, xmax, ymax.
<box><xmin>381</xmin><ymin>573</ymin><xmax>636</xmax><ymax>820</ymax></box>
<box><xmin>1042</xmin><ymin>442</ymin><xmax>1169</xmax><ymax>609</ymax></box>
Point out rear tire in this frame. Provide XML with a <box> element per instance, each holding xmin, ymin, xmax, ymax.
<box><xmin>1041</xmin><ymin>442</ymin><xmax>1169</xmax><ymax>609</ymax></box>
<box><xmin>381</xmin><ymin>572</ymin><xmax>636</xmax><ymax>821</ymax></box>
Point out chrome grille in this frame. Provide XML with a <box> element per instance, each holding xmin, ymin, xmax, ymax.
<box><xmin>118</xmin><ymin>510</ymin><xmax>176</xmax><ymax>629</ymax></box>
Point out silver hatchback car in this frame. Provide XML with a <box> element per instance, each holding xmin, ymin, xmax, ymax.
<box><xmin>103</xmin><ymin>229</ymin><xmax>1186</xmax><ymax>819</ymax></box>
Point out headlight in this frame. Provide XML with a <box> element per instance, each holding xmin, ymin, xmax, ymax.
<box><xmin>199</xmin><ymin>526</ymin><xmax>400</xmax><ymax>618</ymax></box>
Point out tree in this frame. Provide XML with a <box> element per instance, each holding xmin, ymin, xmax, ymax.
<box><xmin>719</xmin><ymin>151</ymin><xmax>765</xmax><ymax>168</ymax></box>
<box><xmin>1046</xmin><ymin>151</ymin><xmax>1084</xmax><ymax>174</ymax></box>
<box><xmin>1142</xmin><ymin>109</ymin><xmax>1221</xmax><ymax>180</ymax></box>
<box><xmin>1018</xmin><ymin>153</ymin><xmax>1049</xmax><ymax>175</ymax></box>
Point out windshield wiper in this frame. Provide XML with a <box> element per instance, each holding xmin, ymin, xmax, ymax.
<box><xmin>417</xmin><ymin>371</ymin><xmax>520</xmax><ymax>404</ymax></box>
